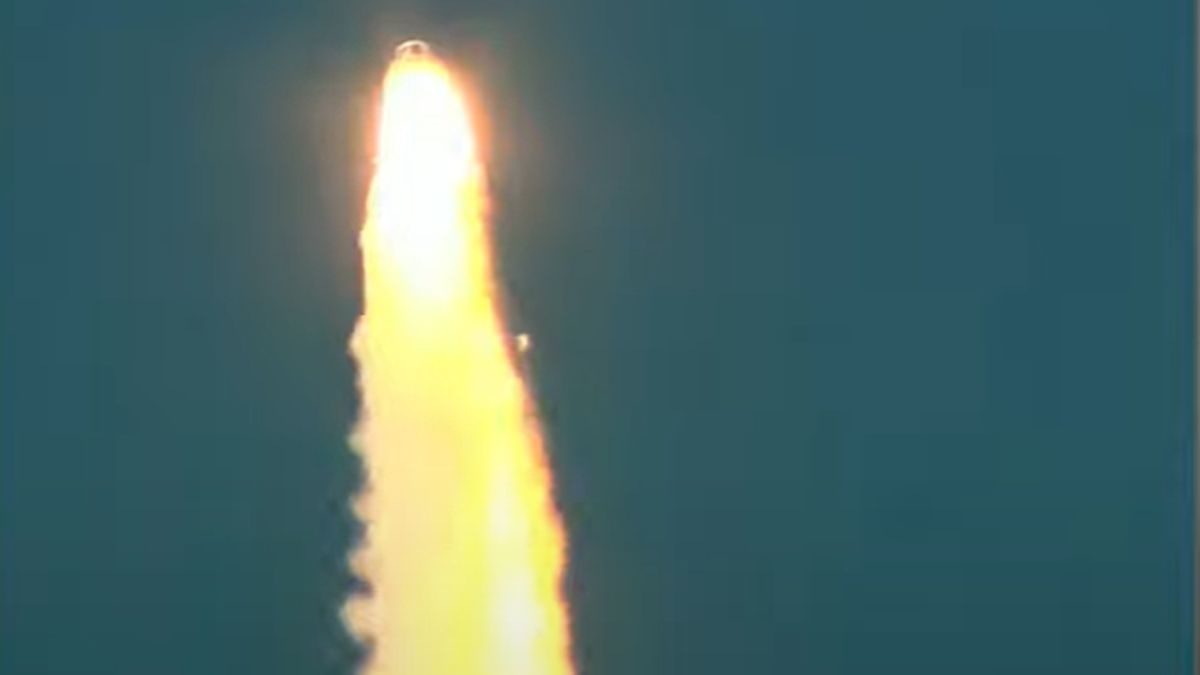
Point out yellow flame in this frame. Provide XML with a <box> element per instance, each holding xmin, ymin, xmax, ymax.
<box><xmin>344</xmin><ymin>49</ymin><xmax>574</xmax><ymax>675</ymax></box>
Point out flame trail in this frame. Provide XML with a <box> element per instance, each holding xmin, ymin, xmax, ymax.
<box><xmin>344</xmin><ymin>43</ymin><xmax>573</xmax><ymax>675</ymax></box>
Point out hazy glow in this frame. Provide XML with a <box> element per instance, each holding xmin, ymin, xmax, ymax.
<box><xmin>344</xmin><ymin>50</ymin><xmax>573</xmax><ymax>675</ymax></box>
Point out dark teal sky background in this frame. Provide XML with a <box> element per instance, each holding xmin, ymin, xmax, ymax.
<box><xmin>2</xmin><ymin>1</ymin><xmax>1194</xmax><ymax>673</ymax></box>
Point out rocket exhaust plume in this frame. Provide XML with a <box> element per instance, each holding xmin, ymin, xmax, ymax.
<box><xmin>344</xmin><ymin>41</ymin><xmax>574</xmax><ymax>675</ymax></box>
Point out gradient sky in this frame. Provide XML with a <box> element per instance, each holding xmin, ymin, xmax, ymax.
<box><xmin>3</xmin><ymin>1</ymin><xmax>1194</xmax><ymax>674</ymax></box>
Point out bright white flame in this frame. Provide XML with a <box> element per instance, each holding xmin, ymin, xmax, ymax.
<box><xmin>373</xmin><ymin>60</ymin><xmax>477</xmax><ymax>303</ymax></box>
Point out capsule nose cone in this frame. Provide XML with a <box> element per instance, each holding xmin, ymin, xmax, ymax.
<box><xmin>395</xmin><ymin>40</ymin><xmax>433</xmax><ymax>61</ymax></box>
